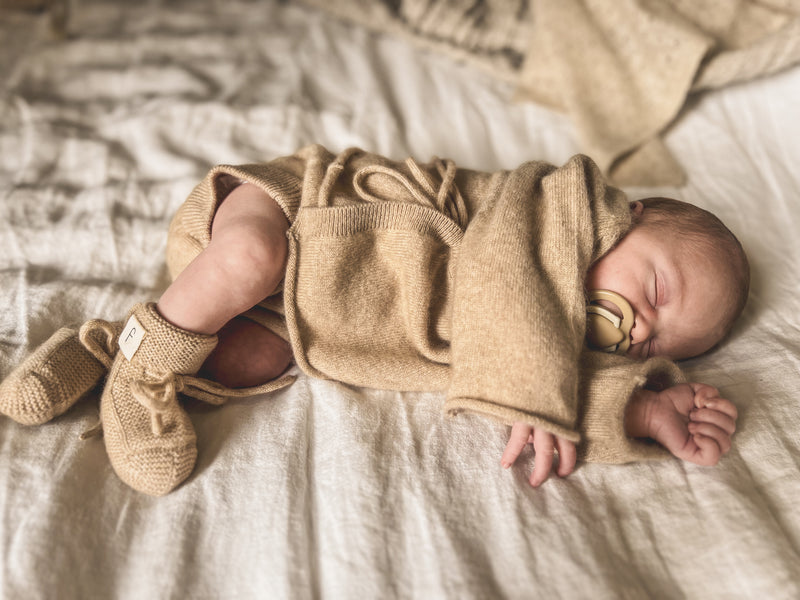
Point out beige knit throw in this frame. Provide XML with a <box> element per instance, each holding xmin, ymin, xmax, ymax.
<box><xmin>299</xmin><ymin>0</ymin><xmax>800</xmax><ymax>186</ymax></box>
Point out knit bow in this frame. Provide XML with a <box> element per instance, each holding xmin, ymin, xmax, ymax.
<box><xmin>78</xmin><ymin>320</ymin><xmax>297</xmax><ymax>439</ymax></box>
<box><xmin>316</xmin><ymin>147</ymin><xmax>469</xmax><ymax>229</ymax></box>
<box><xmin>79</xmin><ymin>319</ymin><xmax>120</xmax><ymax>369</ymax></box>
<box><xmin>131</xmin><ymin>370</ymin><xmax>297</xmax><ymax>436</ymax></box>
<box><xmin>130</xmin><ymin>372</ymin><xmax>179</xmax><ymax>435</ymax></box>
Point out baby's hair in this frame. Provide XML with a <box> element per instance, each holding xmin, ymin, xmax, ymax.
<box><xmin>637</xmin><ymin>197</ymin><xmax>750</xmax><ymax>337</ymax></box>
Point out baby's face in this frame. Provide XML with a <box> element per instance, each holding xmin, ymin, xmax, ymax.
<box><xmin>586</xmin><ymin>212</ymin><xmax>733</xmax><ymax>360</ymax></box>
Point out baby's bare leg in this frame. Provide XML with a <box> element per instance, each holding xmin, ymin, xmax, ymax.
<box><xmin>158</xmin><ymin>183</ymin><xmax>289</xmax><ymax>335</ymax></box>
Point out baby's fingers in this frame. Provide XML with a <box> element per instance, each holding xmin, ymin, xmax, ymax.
<box><xmin>688</xmin><ymin>421</ymin><xmax>732</xmax><ymax>456</ymax></box>
<box><xmin>690</xmin><ymin>383</ymin><xmax>720</xmax><ymax>407</ymax></box>
<box><xmin>555</xmin><ymin>438</ymin><xmax>577</xmax><ymax>478</ymax></box>
<box><xmin>702</xmin><ymin>398</ymin><xmax>738</xmax><ymax>421</ymax></box>
<box><xmin>690</xmin><ymin>433</ymin><xmax>723</xmax><ymax>466</ymax></box>
<box><xmin>690</xmin><ymin>385</ymin><xmax>738</xmax><ymax>419</ymax></box>
<box><xmin>690</xmin><ymin>407</ymin><xmax>736</xmax><ymax>436</ymax></box>
<box><xmin>529</xmin><ymin>429</ymin><xmax>555</xmax><ymax>487</ymax></box>
<box><xmin>502</xmin><ymin>423</ymin><xmax>533</xmax><ymax>468</ymax></box>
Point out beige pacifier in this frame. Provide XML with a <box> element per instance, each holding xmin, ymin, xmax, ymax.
<box><xmin>586</xmin><ymin>290</ymin><xmax>635</xmax><ymax>354</ymax></box>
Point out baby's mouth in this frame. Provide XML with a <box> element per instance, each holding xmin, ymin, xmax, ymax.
<box><xmin>585</xmin><ymin>290</ymin><xmax>635</xmax><ymax>354</ymax></box>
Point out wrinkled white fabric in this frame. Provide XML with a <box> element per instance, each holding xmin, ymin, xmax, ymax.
<box><xmin>0</xmin><ymin>1</ymin><xmax>799</xmax><ymax>598</ymax></box>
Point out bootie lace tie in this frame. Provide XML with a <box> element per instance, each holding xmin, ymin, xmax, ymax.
<box><xmin>131</xmin><ymin>370</ymin><xmax>298</xmax><ymax>436</ymax></box>
<box><xmin>130</xmin><ymin>371</ymin><xmax>178</xmax><ymax>436</ymax></box>
<box><xmin>78</xmin><ymin>319</ymin><xmax>120</xmax><ymax>369</ymax></box>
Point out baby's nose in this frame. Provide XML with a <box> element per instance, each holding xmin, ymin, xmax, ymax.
<box><xmin>630</xmin><ymin>315</ymin><xmax>653</xmax><ymax>344</ymax></box>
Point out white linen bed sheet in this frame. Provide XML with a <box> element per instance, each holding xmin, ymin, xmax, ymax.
<box><xmin>1</xmin><ymin>1</ymin><xmax>799</xmax><ymax>598</ymax></box>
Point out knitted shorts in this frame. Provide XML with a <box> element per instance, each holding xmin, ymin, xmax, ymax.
<box><xmin>164</xmin><ymin>149</ymin><xmax>459</xmax><ymax>390</ymax></box>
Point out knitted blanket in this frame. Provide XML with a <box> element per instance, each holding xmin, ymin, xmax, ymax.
<box><xmin>298</xmin><ymin>0</ymin><xmax>800</xmax><ymax>185</ymax></box>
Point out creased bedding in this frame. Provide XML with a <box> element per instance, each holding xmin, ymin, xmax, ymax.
<box><xmin>300</xmin><ymin>0</ymin><xmax>800</xmax><ymax>186</ymax></box>
<box><xmin>1</xmin><ymin>1</ymin><xmax>799</xmax><ymax>598</ymax></box>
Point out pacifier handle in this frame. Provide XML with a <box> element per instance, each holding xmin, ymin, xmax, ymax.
<box><xmin>586</xmin><ymin>290</ymin><xmax>635</xmax><ymax>354</ymax></box>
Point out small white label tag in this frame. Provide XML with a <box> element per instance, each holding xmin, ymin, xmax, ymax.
<box><xmin>119</xmin><ymin>314</ymin><xmax>145</xmax><ymax>361</ymax></box>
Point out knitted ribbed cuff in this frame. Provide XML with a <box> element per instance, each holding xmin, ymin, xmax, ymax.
<box><xmin>444</xmin><ymin>397</ymin><xmax>582</xmax><ymax>442</ymax></box>
<box><xmin>214</xmin><ymin>163</ymin><xmax>304</xmax><ymax>223</ymax></box>
<box><xmin>577</xmin><ymin>353</ymin><xmax>685</xmax><ymax>463</ymax></box>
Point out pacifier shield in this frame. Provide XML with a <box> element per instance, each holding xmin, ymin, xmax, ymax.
<box><xmin>586</xmin><ymin>290</ymin><xmax>635</xmax><ymax>354</ymax></box>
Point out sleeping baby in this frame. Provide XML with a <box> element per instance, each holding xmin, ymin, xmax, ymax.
<box><xmin>0</xmin><ymin>145</ymin><xmax>748</xmax><ymax>496</ymax></box>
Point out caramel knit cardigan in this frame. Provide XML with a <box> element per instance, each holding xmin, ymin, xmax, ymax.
<box><xmin>167</xmin><ymin>145</ymin><xmax>685</xmax><ymax>463</ymax></box>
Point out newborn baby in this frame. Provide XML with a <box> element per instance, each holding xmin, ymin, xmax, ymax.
<box><xmin>0</xmin><ymin>146</ymin><xmax>749</xmax><ymax>495</ymax></box>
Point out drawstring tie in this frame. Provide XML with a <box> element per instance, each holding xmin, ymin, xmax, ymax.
<box><xmin>318</xmin><ymin>149</ymin><xmax>469</xmax><ymax>230</ymax></box>
<box><xmin>79</xmin><ymin>319</ymin><xmax>120</xmax><ymax>370</ymax></box>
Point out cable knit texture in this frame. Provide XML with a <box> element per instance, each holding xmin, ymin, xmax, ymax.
<box><xmin>167</xmin><ymin>144</ymin><xmax>687</xmax><ymax>463</ymax></box>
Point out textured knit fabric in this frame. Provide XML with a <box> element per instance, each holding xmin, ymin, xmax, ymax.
<box><xmin>444</xmin><ymin>155</ymin><xmax>628</xmax><ymax>442</ymax></box>
<box><xmin>0</xmin><ymin>323</ymin><xmax>119</xmax><ymax>426</ymax></box>
<box><xmin>577</xmin><ymin>352</ymin><xmax>685</xmax><ymax>462</ymax></box>
<box><xmin>101</xmin><ymin>303</ymin><xmax>218</xmax><ymax>496</ymax></box>
<box><xmin>167</xmin><ymin>145</ymin><xmax>686</xmax><ymax>463</ymax></box>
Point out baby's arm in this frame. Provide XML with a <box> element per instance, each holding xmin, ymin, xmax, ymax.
<box><xmin>624</xmin><ymin>383</ymin><xmax>738</xmax><ymax>466</ymax></box>
<box><xmin>501</xmin><ymin>423</ymin><xmax>577</xmax><ymax>487</ymax></box>
<box><xmin>501</xmin><ymin>383</ymin><xmax>737</xmax><ymax>486</ymax></box>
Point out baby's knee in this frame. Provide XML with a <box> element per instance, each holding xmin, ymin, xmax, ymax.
<box><xmin>201</xmin><ymin>317</ymin><xmax>293</xmax><ymax>388</ymax></box>
<box><xmin>211</xmin><ymin>186</ymin><xmax>289</xmax><ymax>283</ymax></box>
<box><xmin>218</xmin><ymin>225</ymin><xmax>287</xmax><ymax>282</ymax></box>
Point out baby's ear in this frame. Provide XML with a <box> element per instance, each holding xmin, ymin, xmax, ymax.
<box><xmin>629</xmin><ymin>200</ymin><xmax>645</xmax><ymax>220</ymax></box>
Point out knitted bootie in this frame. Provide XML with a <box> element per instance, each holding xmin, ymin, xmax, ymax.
<box><xmin>0</xmin><ymin>320</ymin><xmax>121</xmax><ymax>425</ymax></box>
<box><xmin>101</xmin><ymin>302</ymin><xmax>219</xmax><ymax>496</ymax></box>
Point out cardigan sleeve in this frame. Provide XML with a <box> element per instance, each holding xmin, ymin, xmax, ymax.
<box><xmin>577</xmin><ymin>351</ymin><xmax>686</xmax><ymax>463</ymax></box>
<box><xmin>444</xmin><ymin>155</ymin><xmax>631</xmax><ymax>441</ymax></box>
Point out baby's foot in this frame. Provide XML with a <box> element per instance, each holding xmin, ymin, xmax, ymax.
<box><xmin>101</xmin><ymin>303</ymin><xmax>217</xmax><ymax>496</ymax></box>
<box><xmin>624</xmin><ymin>383</ymin><xmax>738</xmax><ymax>466</ymax></box>
<box><xmin>0</xmin><ymin>320</ymin><xmax>120</xmax><ymax>425</ymax></box>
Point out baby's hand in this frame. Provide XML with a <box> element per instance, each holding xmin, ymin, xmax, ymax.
<box><xmin>626</xmin><ymin>383</ymin><xmax>738</xmax><ymax>466</ymax></box>
<box><xmin>501</xmin><ymin>422</ymin><xmax>577</xmax><ymax>487</ymax></box>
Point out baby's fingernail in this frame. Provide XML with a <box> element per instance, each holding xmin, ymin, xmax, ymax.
<box><xmin>501</xmin><ymin>461</ymin><xmax>510</xmax><ymax>469</ymax></box>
